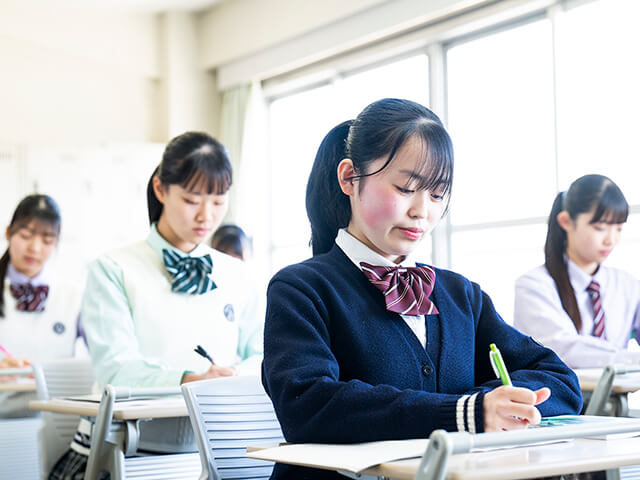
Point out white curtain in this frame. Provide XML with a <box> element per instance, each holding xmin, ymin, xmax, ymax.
<box><xmin>218</xmin><ymin>84</ymin><xmax>251</xmax><ymax>223</ymax></box>
<box><xmin>218</xmin><ymin>82</ymin><xmax>270</xmax><ymax>284</ymax></box>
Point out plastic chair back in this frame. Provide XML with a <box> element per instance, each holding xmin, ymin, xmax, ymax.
<box><xmin>33</xmin><ymin>357</ymin><xmax>95</xmax><ymax>476</ymax></box>
<box><xmin>181</xmin><ymin>376</ymin><xmax>283</xmax><ymax>480</ymax></box>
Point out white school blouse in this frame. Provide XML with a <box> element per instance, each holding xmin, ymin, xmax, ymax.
<box><xmin>0</xmin><ymin>264</ymin><xmax>83</xmax><ymax>363</ymax></box>
<box><xmin>513</xmin><ymin>259</ymin><xmax>640</xmax><ymax>368</ymax></box>
<box><xmin>82</xmin><ymin>224</ymin><xmax>263</xmax><ymax>388</ymax></box>
<box><xmin>335</xmin><ymin>228</ymin><xmax>427</xmax><ymax>348</ymax></box>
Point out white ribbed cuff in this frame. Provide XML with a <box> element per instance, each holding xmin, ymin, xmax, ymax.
<box><xmin>456</xmin><ymin>395</ymin><xmax>470</xmax><ymax>432</ymax></box>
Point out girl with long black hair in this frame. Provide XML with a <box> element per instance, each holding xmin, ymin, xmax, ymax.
<box><xmin>262</xmin><ymin>98</ymin><xmax>582</xmax><ymax>480</ymax></box>
<box><xmin>514</xmin><ymin>174</ymin><xmax>640</xmax><ymax>368</ymax></box>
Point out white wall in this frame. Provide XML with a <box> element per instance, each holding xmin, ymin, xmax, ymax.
<box><xmin>0</xmin><ymin>4</ymin><xmax>162</xmax><ymax>144</ymax></box>
<box><xmin>0</xmin><ymin>4</ymin><xmax>219</xmax><ymax>272</ymax></box>
<box><xmin>198</xmin><ymin>0</ymin><xmax>489</xmax><ymax>88</ymax></box>
<box><xmin>158</xmin><ymin>12</ymin><xmax>219</xmax><ymax>139</ymax></box>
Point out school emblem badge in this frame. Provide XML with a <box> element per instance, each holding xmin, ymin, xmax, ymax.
<box><xmin>224</xmin><ymin>304</ymin><xmax>235</xmax><ymax>323</ymax></box>
<box><xmin>52</xmin><ymin>322</ymin><xmax>66</xmax><ymax>335</ymax></box>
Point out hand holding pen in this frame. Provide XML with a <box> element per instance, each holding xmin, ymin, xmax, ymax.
<box><xmin>180</xmin><ymin>345</ymin><xmax>235</xmax><ymax>384</ymax></box>
<box><xmin>483</xmin><ymin>343</ymin><xmax>550</xmax><ymax>432</ymax></box>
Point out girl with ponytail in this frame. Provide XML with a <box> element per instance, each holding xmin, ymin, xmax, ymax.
<box><xmin>51</xmin><ymin>132</ymin><xmax>263</xmax><ymax>479</ymax></box>
<box><xmin>263</xmin><ymin>98</ymin><xmax>581</xmax><ymax>480</ymax></box>
<box><xmin>514</xmin><ymin>174</ymin><xmax>640</xmax><ymax>368</ymax></box>
<box><xmin>0</xmin><ymin>194</ymin><xmax>84</xmax><ymax>418</ymax></box>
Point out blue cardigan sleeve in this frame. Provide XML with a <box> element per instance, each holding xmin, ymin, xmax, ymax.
<box><xmin>467</xmin><ymin>285</ymin><xmax>583</xmax><ymax>416</ymax></box>
<box><xmin>263</xmin><ymin>276</ymin><xmax>481</xmax><ymax>443</ymax></box>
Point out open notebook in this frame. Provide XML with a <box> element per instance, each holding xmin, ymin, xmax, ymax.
<box><xmin>247</xmin><ymin>415</ymin><xmax>640</xmax><ymax>474</ymax></box>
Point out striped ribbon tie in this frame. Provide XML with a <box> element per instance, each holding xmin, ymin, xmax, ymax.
<box><xmin>360</xmin><ymin>262</ymin><xmax>438</xmax><ymax>316</ymax></box>
<box><xmin>10</xmin><ymin>283</ymin><xmax>49</xmax><ymax>312</ymax></box>
<box><xmin>162</xmin><ymin>249</ymin><xmax>217</xmax><ymax>295</ymax></box>
<box><xmin>587</xmin><ymin>280</ymin><xmax>606</xmax><ymax>339</ymax></box>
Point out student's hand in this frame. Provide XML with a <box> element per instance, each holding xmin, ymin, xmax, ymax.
<box><xmin>0</xmin><ymin>357</ymin><xmax>30</xmax><ymax>382</ymax></box>
<box><xmin>180</xmin><ymin>365</ymin><xmax>236</xmax><ymax>384</ymax></box>
<box><xmin>483</xmin><ymin>386</ymin><xmax>551</xmax><ymax>432</ymax></box>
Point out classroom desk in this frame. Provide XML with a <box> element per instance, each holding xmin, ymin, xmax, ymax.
<box><xmin>30</xmin><ymin>389</ymin><xmax>196</xmax><ymax>480</ymax></box>
<box><xmin>29</xmin><ymin>396</ymin><xmax>187</xmax><ymax>421</ymax></box>
<box><xmin>248</xmin><ymin>418</ymin><xmax>640</xmax><ymax>480</ymax></box>
<box><xmin>361</xmin><ymin>437</ymin><xmax>640</xmax><ymax>480</ymax></box>
<box><xmin>576</xmin><ymin>367</ymin><xmax>640</xmax><ymax>416</ymax></box>
<box><xmin>0</xmin><ymin>380</ymin><xmax>36</xmax><ymax>392</ymax></box>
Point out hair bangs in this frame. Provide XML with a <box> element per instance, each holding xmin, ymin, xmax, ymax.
<box><xmin>9</xmin><ymin>195</ymin><xmax>61</xmax><ymax>236</ymax></box>
<box><xmin>177</xmin><ymin>150</ymin><xmax>232</xmax><ymax>195</ymax></box>
<box><xmin>408</xmin><ymin>124</ymin><xmax>454</xmax><ymax>198</ymax></box>
<box><xmin>590</xmin><ymin>183</ymin><xmax>628</xmax><ymax>224</ymax></box>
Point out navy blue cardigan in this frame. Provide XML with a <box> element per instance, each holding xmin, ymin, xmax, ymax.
<box><xmin>262</xmin><ymin>245</ymin><xmax>582</xmax><ymax>480</ymax></box>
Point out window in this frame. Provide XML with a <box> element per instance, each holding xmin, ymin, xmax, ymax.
<box><xmin>268</xmin><ymin>55</ymin><xmax>430</xmax><ymax>274</ymax></box>
<box><xmin>263</xmin><ymin>0</ymin><xmax>640</xmax><ymax>321</ymax></box>
<box><xmin>447</xmin><ymin>19</ymin><xmax>555</xmax><ymax>317</ymax></box>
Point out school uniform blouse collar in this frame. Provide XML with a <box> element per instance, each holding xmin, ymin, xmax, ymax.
<box><xmin>335</xmin><ymin>228</ymin><xmax>417</xmax><ymax>270</ymax></box>
<box><xmin>6</xmin><ymin>262</ymin><xmax>48</xmax><ymax>286</ymax></box>
<box><xmin>146</xmin><ymin>223</ymin><xmax>210</xmax><ymax>260</ymax></box>
<box><xmin>566</xmin><ymin>256</ymin><xmax>606</xmax><ymax>292</ymax></box>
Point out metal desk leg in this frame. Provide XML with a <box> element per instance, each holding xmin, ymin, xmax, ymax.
<box><xmin>607</xmin><ymin>467</ymin><xmax>621</xmax><ymax>480</ymax></box>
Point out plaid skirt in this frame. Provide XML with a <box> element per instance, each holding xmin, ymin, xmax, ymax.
<box><xmin>48</xmin><ymin>449</ymin><xmax>110</xmax><ymax>480</ymax></box>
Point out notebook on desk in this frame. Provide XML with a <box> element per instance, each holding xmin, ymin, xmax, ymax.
<box><xmin>247</xmin><ymin>416</ymin><xmax>640</xmax><ymax>474</ymax></box>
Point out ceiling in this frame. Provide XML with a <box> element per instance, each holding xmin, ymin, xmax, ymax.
<box><xmin>0</xmin><ymin>0</ymin><xmax>229</xmax><ymax>12</ymax></box>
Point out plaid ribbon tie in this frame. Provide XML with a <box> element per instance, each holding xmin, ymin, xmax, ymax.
<box><xmin>360</xmin><ymin>262</ymin><xmax>438</xmax><ymax>316</ymax></box>
<box><xmin>163</xmin><ymin>249</ymin><xmax>217</xmax><ymax>295</ymax></box>
<box><xmin>10</xmin><ymin>283</ymin><xmax>49</xmax><ymax>312</ymax></box>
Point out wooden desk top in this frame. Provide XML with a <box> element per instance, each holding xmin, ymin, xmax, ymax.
<box><xmin>575</xmin><ymin>368</ymin><xmax>640</xmax><ymax>394</ymax></box>
<box><xmin>0</xmin><ymin>380</ymin><xmax>36</xmax><ymax>392</ymax></box>
<box><xmin>363</xmin><ymin>437</ymin><xmax>640</xmax><ymax>480</ymax></box>
<box><xmin>29</xmin><ymin>397</ymin><xmax>188</xmax><ymax>420</ymax></box>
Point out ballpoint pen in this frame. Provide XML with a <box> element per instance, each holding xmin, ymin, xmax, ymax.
<box><xmin>489</xmin><ymin>343</ymin><xmax>512</xmax><ymax>386</ymax></box>
<box><xmin>194</xmin><ymin>344</ymin><xmax>216</xmax><ymax>365</ymax></box>
<box><xmin>0</xmin><ymin>344</ymin><xmax>13</xmax><ymax>358</ymax></box>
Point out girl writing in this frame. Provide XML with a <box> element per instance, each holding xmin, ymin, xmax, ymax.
<box><xmin>262</xmin><ymin>98</ymin><xmax>582</xmax><ymax>480</ymax></box>
<box><xmin>0</xmin><ymin>194</ymin><xmax>84</xmax><ymax>418</ymax></box>
<box><xmin>50</xmin><ymin>131</ymin><xmax>263</xmax><ymax>478</ymax></box>
<box><xmin>514</xmin><ymin>174</ymin><xmax>640</xmax><ymax>368</ymax></box>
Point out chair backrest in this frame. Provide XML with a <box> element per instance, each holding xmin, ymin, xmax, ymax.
<box><xmin>181</xmin><ymin>376</ymin><xmax>284</xmax><ymax>480</ymax></box>
<box><xmin>32</xmin><ymin>358</ymin><xmax>95</xmax><ymax>477</ymax></box>
<box><xmin>0</xmin><ymin>367</ymin><xmax>41</xmax><ymax>480</ymax></box>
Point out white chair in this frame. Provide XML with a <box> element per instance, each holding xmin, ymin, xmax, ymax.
<box><xmin>85</xmin><ymin>385</ymin><xmax>201</xmax><ymax>480</ymax></box>
<box><xmin>0</xmin><ymin>367</ymin><xmax>41</xmax><ymax>480</ymax></box>
<box><xmin>32</xmin><ymin>357</ymin><xmax>96</xmax><ymax>478</ymax></box>
<box><xmin>181</xmin><ymin>376</ymin><xmax>284</xmax><ymax>480</ymax></box>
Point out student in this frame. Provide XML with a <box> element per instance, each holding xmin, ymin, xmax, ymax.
<box><xmin>211</xmin><ymin>224</ymin><xmax>252</xmax><ymax>261</ymax></box>
<box><xmin>0</xmin><ymin>194</ymin><xmax>84</xmax><ymax>418</ymax></box>
<box><xmin>262</xmin><ymin>98</ymin><xmax>582</xmax><ymax>480</ymax></box>
<box><xmin>514</xmin><ymin>174</ymin><xmax>640</xmax><ymax>368</ymax></box>
<box><xmin>50</xmin><ymin>131</ymin><xmax>263</xmax><ymax>479</ymax></box>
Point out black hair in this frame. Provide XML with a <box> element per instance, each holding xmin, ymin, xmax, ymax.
<box><xmin>306</xmin><ymin>98</ymin><xmax>454</xmax><ymax>255</ymax></box>
<box><xmin>211</xmin><ymin>224</ymin><xmax>252</xmax><ymax>260</ymax></box>
<box><xmin>147</xmin><ymin>131</ymin><xmax>233</xmax><ymax>224</ymax></box>
<box><xmin>545</xmin><ymin>174</ymin><xmax>628</xmax><ymax>332</ymax></box>
<box><xmin>1</xmin><ymin>194</ymin><xmax>61</xmax><ymax>317</ymax></box>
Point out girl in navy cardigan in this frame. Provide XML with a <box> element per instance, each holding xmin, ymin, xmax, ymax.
<box><xmin>262</xmin><ymin>98</ymin><xmax>582</xmax><ymax>480</ymax></box>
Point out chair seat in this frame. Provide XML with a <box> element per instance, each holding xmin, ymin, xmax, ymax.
<box><xmin>124</xmin><ymin>452</ymin><xmax>201</xmax><ymax>479</ymax></box>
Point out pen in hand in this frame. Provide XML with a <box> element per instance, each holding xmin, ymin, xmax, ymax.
<box><xmin>489</xmin><ymin>343</ymin><xmax>512</xmax><ymax>386</ymax></box>
<box><xmin>0</xmin><ymin>344</ymin><xmax>13</xmax><ymax>358</ymax></box>
<box><xmin>194</xmin><ymin>345</ymin><xmax>215</xmax><ymax>365</ymax></box>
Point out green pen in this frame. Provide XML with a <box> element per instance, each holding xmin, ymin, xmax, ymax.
<box><xmin>489</xmin><ymin>343</ymin><xmax>512</xmax><ymax>386</ymax></box>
